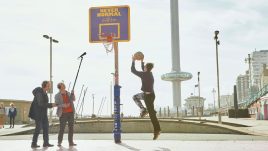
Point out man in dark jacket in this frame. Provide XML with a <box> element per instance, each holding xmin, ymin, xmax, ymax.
<box><xmin>131</xmin><ymin>55</ymin><xmax>161</xmax><ymax>140</ymax></box>
<box><xmin>8</xmin><ymin>103</ymin><xmax>17</xmax><ymax>128</ymax></box>
<box><xmin>30</xmin><ymin>81</ymin><xmax>56</xmax><ymax>148</ymax></box>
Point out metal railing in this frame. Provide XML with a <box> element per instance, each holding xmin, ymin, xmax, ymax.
<box><xmin>238</xmin><ymin>84</ymin><xmax>268</xmax><ymax>107</ymax></box>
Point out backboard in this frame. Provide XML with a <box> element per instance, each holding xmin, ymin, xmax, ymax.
<box><xmin>89</xmin><ymin>5</ymin><xmax>130</xmax><ymax>43</ymax></box>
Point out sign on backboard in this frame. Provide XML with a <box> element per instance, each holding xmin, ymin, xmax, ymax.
<box><xmin>89</xmin><ymin>5</ymin><xmax>130</xmax><ymax>43</ymax></box>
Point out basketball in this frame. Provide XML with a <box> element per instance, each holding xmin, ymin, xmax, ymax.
<box><xmin>134</xmin><ymin>51</ymin><xmax>144</xmax><ymax>60</ymax></box>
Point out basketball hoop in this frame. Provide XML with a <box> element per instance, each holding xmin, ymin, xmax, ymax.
<box><xmin>102</xmin><ymin>35</ymin><xmax>114</xmax><ymax>54</ymax></box>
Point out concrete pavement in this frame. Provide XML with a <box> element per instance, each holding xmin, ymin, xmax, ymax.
<box><xmin>0</xmin><ymin>140</ymin><xmax>267</xmax><ymax>151</ymax></box>
<box><xmin>186</xmin><ymin>116</ymin><xmax>268</xmax><ymax>136</ymax></box>
<box><xmin>1</xmin><ymin>133</ymin><xmax>268</xmax><ymax>141</ymax></box>
<box><xmin>0</xmin><ymin>115</ymin><xmax>267</xmax><ymax>151</ymax></box>
<box><xmin>0</xmin><ymin>124</ymin><xmax>34</xmax><ymax>136</ymax></box>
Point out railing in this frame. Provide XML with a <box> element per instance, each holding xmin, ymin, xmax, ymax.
<box><xmin>238</xmin><ymin>84</ymin><xmax>268</xmax><ymax>107</ymax></box>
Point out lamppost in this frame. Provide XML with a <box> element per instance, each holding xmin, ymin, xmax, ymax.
<box><xmin>245</xmin><ymin>54</ymin><xmax>253</xmax><ymax>97</ymax></box>
<box><xmin>43</xmin><ymin>35</ymin><xmax>59</xmax><ymax>123</ymax></box>
<box><xmin>92</xmin><ymin>94</ymin><xmax>95</xmax><ymax>116</ymax></box>
<box><xmin>212</xmin><ymin>88</ymin><xmax>216</xmax><ymax>113</ymax></box>
<box><xmin>198</xmin><ymin>72</ymin><xmax>201</xmax><ymax>120</ymax></box>
<box><xmin>214</xmin><ymin>30</ymin><xmax>222</xmax><ymax>124</ymax></box>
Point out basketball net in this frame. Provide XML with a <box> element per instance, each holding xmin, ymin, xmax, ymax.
<box><xmin>102</xmin><ymin>35</ymin><xmax>114</xmax><ymax>54</ymax></box>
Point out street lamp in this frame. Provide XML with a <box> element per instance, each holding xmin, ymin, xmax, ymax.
<box><xmin>92</xmin><ymin>94</ymin><xmax>95</xmax><ymax>116</ymax></box>
<box><xmin>245</xmin><ymin>54</ymin><xmax>253</xmax><ymax>97</ymax></box>
<box><xmin>43</xmin><ymin>34</ymin><xmax>59</xmax><ymax>123</ymax></box>
<box><xmin>198</xmin><ymin>72</ymin><xmax>201</xmax><ymax>120</ymax></box>
<box><xmin>214</xmin><ymin>30</ymin><xmax>222</xmax><ymax>124</ymax></box>
<box><xmin>212</xmin><ymin>88</ymin><xmax>216</xmax><ymax>113</ymax></box>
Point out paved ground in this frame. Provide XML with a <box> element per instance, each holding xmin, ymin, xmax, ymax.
<box><xmin>1</xmin><ymin>117</ymin><xmax>268</xmax><ymax>151</ymax></box>
<box><xmin>0</xmin><ymin>140</ymin><xmax>267</xmax><ymax>151</ymax></box>
<box><xmin>1</xmin><ymin>133</ymin><xmax>268</xmax><ymax>141</ymax></box>
<box><xmin>187</xmin><ymin>116</ymin><xmax>268</xmax><ymax>136</ymax></box>
<box><xmin>0</xmin><ymin>124</ymin><xmax>33</xmax><ymax>136</ymax></box>
<box><xmin>1</xmin><ymin>119</ymin><xmax>268</xmax><ymax>151</ymax></box>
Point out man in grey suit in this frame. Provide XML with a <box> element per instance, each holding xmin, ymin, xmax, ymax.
<box><xmin>55</xmin><ymin>82</ymin><xmax>76</xmax><ymax>147</ymax></box>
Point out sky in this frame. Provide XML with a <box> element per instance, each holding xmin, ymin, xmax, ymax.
<box><xmin>1</xmin><ymin>0</ymin><xmax>268</xmax><ymax>116</ymax></box>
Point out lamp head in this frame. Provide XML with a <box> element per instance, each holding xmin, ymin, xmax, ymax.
<box><xmin>43</xmin><ymin>35</ymin><xmax>49</xmax><ymax>39</ymax></box>
<box><xmin>52</xmin><ymin>39</ymin><xmax>59</xmax><ymax>43</ymax></box>
<box><xmin>214</xmin><ymin>30</ymin><xmax>219</xmax><ymax>35</ymax></box>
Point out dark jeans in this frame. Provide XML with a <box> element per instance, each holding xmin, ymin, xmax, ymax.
<box><xmin>144</xmin><ymin>93</ymin><xmax>161</xmax><ymax>132</ymax></box>
<box><xmin>32</xmin><ymin>115</ymin><xmax>49</xmax><ymax>145</ymax></box>
<box><xmin>9</xmin><ymin>116</ymin><xmax>15</xmax><ymax>127</ymax></box>
<box><xmin>58</xmin><ymin>112</ymin><xmax>74</xmax><ymax>144</ymax></box>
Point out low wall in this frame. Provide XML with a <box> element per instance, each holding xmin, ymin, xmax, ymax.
<box><xmin>228</xmin><ymin>109</ymin><xmax>249</xmax><ymax>118</ymax></box>
<box><xmin>21</xmin><ymin>119</ymin><xmax>245</xmax><ymax>135</ymax></box>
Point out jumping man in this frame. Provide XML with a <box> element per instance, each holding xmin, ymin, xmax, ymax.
<box><xmin>131</xmin><ymin>55</ymin><xmax>161</xmax><ymax>140</ymax></box>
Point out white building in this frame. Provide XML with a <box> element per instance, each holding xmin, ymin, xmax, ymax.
<box><xmin>184</xmin><ymin>96</ymin><xmax>205</xmax><ymax>116</ymax></box>
<box><xmin>251</xmin><ymin>50</ymin><xmax>268</xmax><ymax>89</ymax></box>
<box><xmin>236</xmin><ymin>72</ymin><xmax>250</xmax><ymax>103</ymax></box>
<box><xmin>220</xmin><ymin>94</ymin><xmax>233</xmax><ymax>109</ymax></box>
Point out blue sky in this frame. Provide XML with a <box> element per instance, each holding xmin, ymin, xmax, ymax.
<box><xmin>1</xmin><ymin>0</ymin><xmax>268</xmax><ymax>116</ymax></box>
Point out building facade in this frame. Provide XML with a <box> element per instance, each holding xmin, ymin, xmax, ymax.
<box><xmin>236</xmin><ymin>73</ymin><xmax>250</xmax><ymax>103</ymax></box>
<box><xmin>251</xmin><ymin>50</ymin><xmax>268</xmax><ymax>89</ymax></box>
<box><xmin>0</xmin><ymin>99</ymin><xmax>31</xmax><ymax>124</ymax></box>
<box><xmin>220</xmin><ymin>94</ymin><xmax>234</xmax><ymax>109</ymax></box>
<box><xmin>260</xmin><ymin>64</ymin><xmax>268</xmax><ymax>89</ymax></box>
<box><xmin>248</xmin><ymin>95</ymin><xmax>268</xmax><ymax>120</ymax></box>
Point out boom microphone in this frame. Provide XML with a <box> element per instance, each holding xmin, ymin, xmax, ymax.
<box><xmin>77</xmin><ymin>52</ymin><xmax>87</xmax><ymax>59</ymax></box>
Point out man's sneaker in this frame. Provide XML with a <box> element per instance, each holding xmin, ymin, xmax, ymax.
<box><xmin>140</xmin><ymin>110</ymin><xmax>149</xmax><ymax>118</ymax></box>
<box><xmin>31</xmin><ymin>144</ymin><xmax>40</xmax><ymax>148</ymax></box>
<box><xmin>57</xmin><ymin>143</ymin><xmax>62</xmax><ymax>147</ymax></box>
<box><xmin>43</xmin><ymin>143</ymin><xmax>54</xmax><ymax>147</ymax></box>
<box><xmin>153</xmin><ymin>130</ymin><xmax>161</xmax><ymax>140</ymax></box>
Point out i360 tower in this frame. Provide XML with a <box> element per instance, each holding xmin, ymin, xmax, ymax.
<box><xmin>161</xmin><ymin>0</ymin><xmax>192</xmax><ymax>108</ymax></box>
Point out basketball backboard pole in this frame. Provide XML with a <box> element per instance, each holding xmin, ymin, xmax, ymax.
<box><xmin>89</xmin><ymin>5</ymin><xmax>130</xmax><ymax>143</ymax></box>
<box><xmin>113</xmin><ymin>42</ymin><xmax>122</xmax><ymax>143</ymax></box>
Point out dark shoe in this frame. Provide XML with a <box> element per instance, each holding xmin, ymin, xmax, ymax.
<box><xmin>43</xmin><ymin>144</ymin><xmax>54</xmax><ymax>147</ymax></box>
<box><xmin>31</xmin><ymin>144</ymin><xmax>40</xmax><ymax>148</ymax></box>
<box><xmin>69</xmin><ymin>143</ymin><xmax>77</xmax><ymax>146</ymax></box>
<box><xmin>57</xmin><ymin>143</ymin><xmax>62</xmax><ymax>147</ymax></box>
<box><xmin>140</xmin><ymin>110</ymin><xmax>149</xmax><ymax>118</ymax></box>
<box><xmin>153</xmin><ymin>130</ymin><xmax>161</xmax><ymax>140</ymax></box>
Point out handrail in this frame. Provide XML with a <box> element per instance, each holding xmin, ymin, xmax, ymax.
<box><xmin>239</xmin><ymin>84</ymin><xmax>268</xmax><ymax>107</ymax></box>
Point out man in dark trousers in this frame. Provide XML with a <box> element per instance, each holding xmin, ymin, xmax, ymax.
<box><xmin>29</xmin><ymin>81</ymin><xmax>56</xmax><ymax>148</ymax></box>
<box><xmin>55</xmin><ymin>82</ymin><xmax>76</xmax><ymax>147</ymax></box>
<box><xmin>131</xmin><ymin>55</ymin><xmax>161</xmax><ymax>140</ymax></box>
<box><xmin>8</xmin><ymin>103</ymin><xmax>17</xmax><ymax>128</ymax></box>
